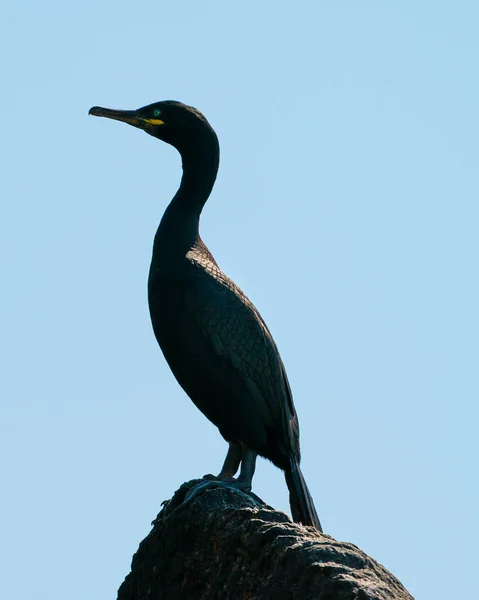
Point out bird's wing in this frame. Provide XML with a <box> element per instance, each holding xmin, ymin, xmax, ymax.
<box><xmin>184</xmin><ymin>246</ymin><xmax>299</xmax><ymax>455</ymax></box>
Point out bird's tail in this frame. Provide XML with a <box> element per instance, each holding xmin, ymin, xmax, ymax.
<box><xmin>285</xmin><ymin>457</ymin><xmax>323</xmax><ymax>532</ymax></box>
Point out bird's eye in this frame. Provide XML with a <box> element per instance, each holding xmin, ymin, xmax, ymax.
<box><xmin>153</xmin><ymin>109</ymin><xmax>161</xmax><ymax>117</ymax></box>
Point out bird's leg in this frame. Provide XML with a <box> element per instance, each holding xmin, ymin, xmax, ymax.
<box><xmin>232</xmin><ymin>445</ymin><xmax>257</xmax><ymax>492</ymax></box>
<box><xmin>184</xmin><ymin>444</ymin><xmax>257</xmax><ymax>504</ymax></box>
<box><xmin>217</xmin><ymin>442</ymin><xmax>242</xmax><ymax>480</ymax></box>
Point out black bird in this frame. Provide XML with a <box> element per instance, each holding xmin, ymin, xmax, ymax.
<box><xmin>89</xmin><ymin>101</ymin><xmax>322</xmax><ymax>531</ymax></box>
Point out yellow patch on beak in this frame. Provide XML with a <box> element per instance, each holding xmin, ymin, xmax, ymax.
<box><xmin>143</xmin><ymin>118</ymin><xmax>165</xmax><ymax>126</ymax></box>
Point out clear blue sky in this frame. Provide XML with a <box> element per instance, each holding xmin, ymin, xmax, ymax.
<box><xmin>1</xmin><ymin>2</ymin><xmax>478</xmax><ymax>598</ymax></box>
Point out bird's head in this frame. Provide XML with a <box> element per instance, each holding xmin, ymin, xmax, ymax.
<box><xmin>89</xmin><ymin>100</ymin><xmax>218</xmax><ymax>157</ymax></box>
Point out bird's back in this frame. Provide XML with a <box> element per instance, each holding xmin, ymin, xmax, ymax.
<box><xmin>148</xmin><ymin>239</ymin><xmax>300</xmax><ymax>468</ymax></box>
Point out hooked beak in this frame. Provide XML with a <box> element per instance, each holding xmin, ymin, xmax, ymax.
<box><xmin>89</xmin><ymin>106</ymin><xmax>165</xmax><ymax>132</ymax></box>
<box><xmin>88</xmin><ymin>106</ymin><xmax>141</xmax><ymax>127</ymax></box>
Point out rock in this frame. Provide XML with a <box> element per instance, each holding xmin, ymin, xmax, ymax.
<box><xmin>117</xmin><ymin>478</ymin><xmax>413</xmax><ymax>600</ymax></box>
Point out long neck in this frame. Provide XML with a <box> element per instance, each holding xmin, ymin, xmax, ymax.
<box><xmin>177</xmin><ymin>147</ymin><xmax>220</xmax><ymax>214</ymax></box>
<box><xmin>152</xmin><ymin>144</ymin><xmax>220</xmax><ymax>262</ymax></box>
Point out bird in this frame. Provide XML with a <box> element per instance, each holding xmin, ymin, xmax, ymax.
<box><xmin>89</xmin><ymin>100</ymin><xmax>322</xmax><ymax>531</ymax></box>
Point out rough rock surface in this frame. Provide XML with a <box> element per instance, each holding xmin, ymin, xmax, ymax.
<box><xmin>117</xmin><ymin>478</ymin><xmax>413</xmax><ymax>600</ymax></box>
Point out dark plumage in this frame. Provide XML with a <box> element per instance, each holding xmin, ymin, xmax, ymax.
<box><xmin>89</xmin><ymin>100</ymin><xmax>322</xmax><ymax>531</ymax></box>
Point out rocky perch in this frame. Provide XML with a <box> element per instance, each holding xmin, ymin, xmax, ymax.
<box><xmin>117</xmin><ymin>478</ymin><xmax>413</xmax><ymax>599</ymax></box>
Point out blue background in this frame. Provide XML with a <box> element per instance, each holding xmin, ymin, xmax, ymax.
<box><xmin>2</xmin><ymin>2</ymin><xmax>478</xmax><ymax>598</ymax></box>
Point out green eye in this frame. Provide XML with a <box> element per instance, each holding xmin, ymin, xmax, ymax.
<box><xmin>153</xmin><ymin>109</ymin><xmax>161</xmax><ymax>117</ymax></box>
